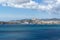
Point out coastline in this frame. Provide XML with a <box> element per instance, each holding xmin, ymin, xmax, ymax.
<box><xmin>0</xmin><ymin>19</ymin><xmax>60</xmax><ymax>24</ymax></box>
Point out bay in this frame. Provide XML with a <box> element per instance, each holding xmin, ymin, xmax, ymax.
<box><xmin>0</xmin><ymin>24</ymin><xmax>60</xmax><ymax>40</ymax></box>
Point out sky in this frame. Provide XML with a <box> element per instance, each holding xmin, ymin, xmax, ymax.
<box><xmin>0</xmin><ymin>0</ymin><xmax>60</xmax><ymax>21</ymax></box>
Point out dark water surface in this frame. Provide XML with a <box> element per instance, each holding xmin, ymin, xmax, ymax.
<box><xmin>0</xmin><ymin>24</ymin><xmax>60</xmax><ymax>40</ymax></box>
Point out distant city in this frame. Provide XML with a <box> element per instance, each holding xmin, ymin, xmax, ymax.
<box><xmin>0</xmin><ymin>18</ymin><xmax>60</xmax><ymax>24</ymax></box>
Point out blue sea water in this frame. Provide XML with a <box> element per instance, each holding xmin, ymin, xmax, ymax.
<box><xmin>0</xmin><ymin>24</ymin><xmax>60</xmax><ymax>40</ymax></box>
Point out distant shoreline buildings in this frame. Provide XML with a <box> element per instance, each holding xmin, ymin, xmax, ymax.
<box><xmin>0</xmin><ymin>18</ymin><xmax>60</xmax><ymax>24</ymax></box>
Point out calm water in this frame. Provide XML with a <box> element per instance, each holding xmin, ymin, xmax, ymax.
<box><xmin>0</xmin><ymin>24</ymin><xmax>60</xmax><ymax>40</ymax></box>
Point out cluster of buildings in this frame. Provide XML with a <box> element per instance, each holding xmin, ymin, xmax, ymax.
<box><xmin>0</xmin><ymin>18</ymin><xmax>60</xmax><ymax>24</ymax></box>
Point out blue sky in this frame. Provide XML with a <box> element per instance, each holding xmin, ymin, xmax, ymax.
<box><xmin>0</xmin><ymin>0</ymin><xmax>60</xmax><ymax>21</ymax></box>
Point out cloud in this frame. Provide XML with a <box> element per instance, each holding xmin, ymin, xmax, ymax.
<box><xmin>0</xmin><ymin>0</ymin><xmax>52</xmax><ymax>10</ymax></box>
<box><xmin>0</xmin><ymin>0</ymin><xmax>60</xmax><ymax>14</ymax></box>
<box><xmin>49</xmin><ymin>0</ymin><xmax>60</xmax><ymax>14</ymax></box>
<box><xmin>38</xmin><ymin>0</ymin><xmax>60</xmax><ymax>14</ymax></box>
<box><xmin>0</xmin><ymin>0</ymin><xmax>38</xmax><ymax>8</ymax></box>
<box><xmin>0</xmin><ymin>0</ymin><xmax>30</xmax><ymax>4</ymax></box>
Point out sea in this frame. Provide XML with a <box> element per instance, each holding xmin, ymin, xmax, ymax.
<box><xmin>0</xmin><ymin>24</ymin><xmax>60</xmax><ymax>40</ymax></box>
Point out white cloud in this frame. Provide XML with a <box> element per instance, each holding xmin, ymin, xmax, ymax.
<box><xmin>0</xmin><ymin>0</ymin><xmax>60</xmax><ymax>14</ymax></box>
<box><xmin>38</xmin><ymin>0</ymin><xmax>60</xmax><ymax>14</ymax></box>
<box><xmin>49</xmin><ymin>0</ymin><xmax>60</xmax><ymax>14</ymax></box>
<box><xmin>0</xmin><ymin>0</ymin><xmax>52</xmax><ymax>10</ymax></box>
<box><xmin>12</xmin><ymin>0</ymin><xmax>39</xmax><ymax>9</ymax></box>
<box><xmin>0</xmin><ymin>0</ymin><xmax>38</xmax><ymax>9</ymax></box>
